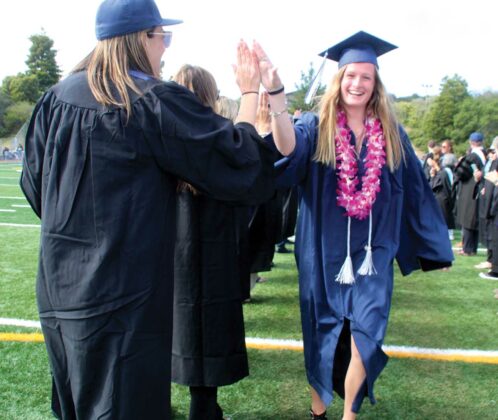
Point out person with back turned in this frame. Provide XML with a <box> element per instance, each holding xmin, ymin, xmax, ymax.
<box><xmin>19</xmin><ymin>0</ymin><xmax>274</xmax><ymax>418</ymax></box>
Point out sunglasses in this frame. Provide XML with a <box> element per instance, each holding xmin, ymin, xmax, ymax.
<box><xmin>147</xmin><ymin>31</ymin><xmax>173</xmax><ymax>48</ymax></box>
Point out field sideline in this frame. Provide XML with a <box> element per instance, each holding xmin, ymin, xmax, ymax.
<box><xmin>2</xmin><ymin>317</ymin><xmax>498</xmax><ymax>365</ymax></box>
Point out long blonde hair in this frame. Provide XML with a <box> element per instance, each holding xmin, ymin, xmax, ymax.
<box><xmin>314</xmin><ymin>66</ymin><xmax>403</xmax><ymax>171</ymax></box>
<box><xmin>172</xmin><ymin>64</ymin><xmax>220</xmax><ymax>194</ymax></box>
<box><xmin>172</xmin><ymin>64</ymin><xmax>219</xmax><ymax>111</ymax></box>
<box><xmin>72</xmin><ymin>29</ymin><xmax>154</xmax><ymax>117</ymax></box>
<box><xmin>217</xmin><ymin>96</ymin><xmax>239</xmax><ymax>122</ymax></box>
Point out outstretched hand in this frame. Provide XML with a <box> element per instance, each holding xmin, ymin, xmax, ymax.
<box><xmin>233</xmin><ymin>39</ymin><xmax>261</xmax><ymax>94</ymax></box>
<box><xmin>252</xmin><ymin>41</ymin><xmax>283</xmax><ymax>91</ymax></box>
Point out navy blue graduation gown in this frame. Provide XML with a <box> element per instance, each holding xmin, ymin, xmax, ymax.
<box><xmin>276</xmin><ymin>113</ymin><xmax>453</xmax><ymax>411</ymax></box>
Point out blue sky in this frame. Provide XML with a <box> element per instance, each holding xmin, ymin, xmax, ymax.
<box><xmin>1</xmin><ymin>0</ymin><xmax>497</xmax><ymax>99</ymax></box>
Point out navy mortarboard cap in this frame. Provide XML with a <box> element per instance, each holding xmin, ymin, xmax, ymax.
<box><xmin>469</xmin><ymin>132</ymin><xmax>484</xmax><ymax>142</ymax></box>
<box><xmin>304</xmin><ymin>31</ymin><xmax>397</xmax><ymax>104</ymax></box>
<box><xmin>320</xmin><ymin>31</ymin><xmax>397</xmax><ymax>68</ymax></box>
<box><xmin>96</xmin><ymin>0</ymin><xmax>182</xmax><ymax>41</ymax></box>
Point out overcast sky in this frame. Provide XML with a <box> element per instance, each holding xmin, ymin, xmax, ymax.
<box><xmin>1</xmin><ymin>0</ymin><xmax>497</xmax><ymax>99</ymax></box>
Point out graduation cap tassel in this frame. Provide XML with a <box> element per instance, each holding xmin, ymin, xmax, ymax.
<box><xmin>357</xmin><ymin>210</ymin><xmax>377</xmax><ymax>276</ymax></box>
<box><xmin>304</xmin><ymin>52</ymin><xmax>328</xmax><ymax>105</ymax></box>
<box><xmin>335</xmin><ymin>216</ymin><xmax>355</xmax><ymax>284</ymax></box>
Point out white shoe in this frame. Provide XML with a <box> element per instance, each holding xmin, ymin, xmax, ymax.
<box><xmin>479</xmin><ymin>272</ymin><xmax>498</xmax><ymax>280</ymax></box>
<box><xmin>474</xmin><ymin>261</ymin><xmax>492</xmax><ymax>269</ymax></box>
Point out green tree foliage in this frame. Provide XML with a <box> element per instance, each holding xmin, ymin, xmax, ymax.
<box><xmin>394</xmin><ymin>98</ymin><xmax>431</xmax><ymax>151</ymax></box>
<box><xmin>2</xmin><ymin>102</ymin><xmax>34</xmax><ymax>136</ymax></box>
<box><xmin>0</xmin><ymin>92</ymin><xmax>12</xmax><ymax>138</ymax></box>
<box><xmin>423</xmin><ymin>75</ymin><xmax>470</xmax><ymax>141</ymax></box>
<box><xmin>6</xmin><ymin>74</ymin><xmax>40</xmax><ymax>103</ymax></box>
<box><xmin>288</xmin><ymin>62</ymin><xmax>325</xmax><ymax>113</ymax></box>
<box><xmin>25</xmin><ymin>32</ymin><xmax>61</xmax><ymax>96</ymax></box>
<box><xmin>0</xmin><ymin>31</ymin><xmax>60</xmax><ymax>137</ymax></box>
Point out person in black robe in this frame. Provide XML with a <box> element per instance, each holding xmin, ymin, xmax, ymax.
<box><xmin>428</xmin><ymin>145</ymin><xmax>455</xmax><ymax>231</ymax></box>
<box><xmin>170</xmin><ymin>64</ymin><xmax>253</xmax><ymax>420</ymax></box>
<box><xmin>454</xmin><ymin>132</ymin><xmax>486</xmax><ymax>255</ymax></box>
<box><xmin>480</xmin><ymin>141</ymin><xmax>498</xmax><ymax>279</ymax></box>
<box><xmin>19</xmin><ymin>1</ymin><xmax>274</xmax><ymax>419</ymax></box>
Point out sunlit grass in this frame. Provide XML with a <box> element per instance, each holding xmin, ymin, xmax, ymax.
<box><xmin>1</xmin><ymin>163</ymin><xmax>497</xmax><ymax>419</ymax></box>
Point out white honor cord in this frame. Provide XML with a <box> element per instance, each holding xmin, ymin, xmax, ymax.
<box><xmin>336</xmin><ymin>216</ymin><xmax>355</xmax><ymax>284</ymax></box>
<box><xmin>358</xmin><ymin>209</ymin><xmax>377</xmax><ymax>276</ymax></box>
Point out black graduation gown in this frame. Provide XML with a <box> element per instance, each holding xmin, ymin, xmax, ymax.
<box><xmin>247</xmin><ymin>195</ymin><xmax>281</xmax><ymax>273</ymax></box>
<box><xmin>429</xmin><ymin>169</ymin><xmax>455</xmax><ymax>229</ymax></box>
<box><xmin>455</xmin><ymin>152</ymin><xmax>484</xmax><ymax>230</ymax></box>
<box><xmin>20</xmin><ymin>71</ymin><xmax>275</xmax><ymax>419</ymax></box>
<box><xmin>172</xmin><ymin>190</ymin><xmax>250</xmax><ymax>387</ymax></box>
<box><xmin>477</xmin><ymin>159</ymin><xmax>498</xmax><ymax>245</ymax></box>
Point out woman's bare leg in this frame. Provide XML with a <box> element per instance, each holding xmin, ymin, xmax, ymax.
<box><xmin>310</xmin><ymin>386</ymin><xmax>327</xmax><ymax>416</ymax></box>
<box><xmin>343</xmin><ymin>335</ymin><xmax>366</xmax><ymax>420</ymax></box>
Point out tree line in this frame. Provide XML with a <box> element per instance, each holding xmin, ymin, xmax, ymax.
<box><xmin>0</xmin><ymin>31</ymin><xmax>61</xmax><ymax>139</ymax></box>
<box><xmin>2</xmin><ymin>32</ymin><xmax>498</xmax><ymax>157</ymax></box>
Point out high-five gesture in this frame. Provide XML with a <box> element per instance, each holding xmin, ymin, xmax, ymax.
<box><xmin>234</xmin><ymin>40</ymin><xmax>261</xmax><ymax>94</ymax></box>
<box><xmin>252</xmin><ymin>41</ymin><xmax>283</xmax><ymax>92</ymax></box>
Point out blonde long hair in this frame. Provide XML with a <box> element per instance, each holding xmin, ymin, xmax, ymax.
<box><xmin>314</xmin><ymin>66</ymin><xmax>403</xmax><ymax>171</ymax></box>
<box><xmin>172</xmin><ymin>64</ymin><xmax>219</xmax><ymax>111</ymax></box>
<box><xmin>72</xmin><ymin>29</ymin><xmax>154</xmax><ymax>117</ymax></box>
<box><xmin>172</xmin><ymin>64</ymin><xmax>220</xmax><ymax>194</ymax></box>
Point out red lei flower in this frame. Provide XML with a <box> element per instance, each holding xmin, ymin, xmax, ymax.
<box><xmin>335</xmin><ymin>111</ymin><xmax>386</xmax><ymax>220</ymax></box>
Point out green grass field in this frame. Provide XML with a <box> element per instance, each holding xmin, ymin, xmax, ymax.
<box><xmin>1</xmin><ymin>161</ymin><xmax>497</xmax><ymax>419</ymax></box>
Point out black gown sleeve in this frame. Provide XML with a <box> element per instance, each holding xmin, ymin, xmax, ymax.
<box><xmin>139</xmin><ymin>82</ymin><xmax>276</xmax><ymax>205</ymax></box>
<box><xmin>19</xmin><ymin>91</ymin><xmax>54</xmax><ymax>218</ymax></box>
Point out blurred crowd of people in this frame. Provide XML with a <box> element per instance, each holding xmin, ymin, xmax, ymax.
<box><xmin>422</xmin><ymin>133</ymin><xmax>498</xmax><ymax>280</ymax></box>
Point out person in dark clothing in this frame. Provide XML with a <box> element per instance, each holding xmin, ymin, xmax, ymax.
<box><xmin>171</xmin><ymin>64</ymin><xmax>254</xmax><ymax>420</ymax></box>
<box><xmin>19</xmin><ymin>1</ymin><xmax>274</xmax><ymax>419</ymax></box>
<box><xmin>422</xmin><ymin>139</ymin><xmax>438</xmax><ymax>181</ymax></box>
<box><xmin>454</xmin><ymin>132</ymin><xmax>486</xmax><ymax>255</ymax></box>
<box><xmin>475</xmin><ymin>145</ymin><xmax>498</xmax><ymax>269</ymax></box>
<box><xmin>480</xmin><ymin>137</ymin><xmax>498</xmax><ymax>279</ymax></box>
<box><xmin>246</xmin><ymin>92</ymin><xmax>282</xmax><ymax>290</ymax></box>
<box><xmin>428</xmin><ymin>146</ymin><xmax>455</xmax><ymax>232</ymax></box>
<box><xmin>275</xmin><ymin>186</ymin><xmax>299</xmax><ymax>253</ymax></box>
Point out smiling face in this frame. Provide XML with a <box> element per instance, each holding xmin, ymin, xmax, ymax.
<box><xmin>340</xmin><ymin>62</ymin><xmax>376</xmax><ymax>112</ymax></box>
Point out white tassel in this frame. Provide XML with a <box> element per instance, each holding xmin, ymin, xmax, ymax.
<box><xmin>357</xmin><ymin>210</ymin><xmax>377</xmax><ymax>276</ymax></box>
<box><xmin>336</xmin><ymin>217</ymin><xmax>356</xmax><ymax>284</ymax></box>
<box><xmin>336</xmin><ymin>255</ymin><xmax>355</xmax><ymax>284</ymax></box>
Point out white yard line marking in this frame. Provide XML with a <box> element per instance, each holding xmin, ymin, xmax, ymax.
<box><xmin>11</xmin><ymin>204</ymin><xmax>30</xmax><ymax>208</ymax></box>
<box><xmin>0</xmin><ymin>318</ymin><xmax>41</xmax><ymax>328</ymax></box>
<box><xmin>0</xmin><ymin>196</ymin><xmax>26</xmax><ymax>200</ymax></box>
<box><xmin>0</xmin><ymin>222</ymin><xmax>40</xmax><ymax>228</ymax></box>
<box><xmin>0</xmin><ymin>318</ymin><xmax>496</xmax><ymax>363</ymax></box>
<box><xmin>0</xmin><ymin>209</ymin><xmax>16</xmax><ymax>212</ymax></box>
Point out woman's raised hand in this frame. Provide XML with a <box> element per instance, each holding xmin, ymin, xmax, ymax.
<box><xmin>252</xmin><ymin>41</ymin><xmax>282</xmax><ymax>91</ymax></box>
<box><xmin>234</xmin><ymin>39</ymin><xmax>261</xmax><ymax>94</ymax></box>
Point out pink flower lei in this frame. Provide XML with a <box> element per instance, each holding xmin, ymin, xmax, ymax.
<box><xmin>335</xmin><ymin>110</ymin><xmax>386</xmax><ymax>220</ymax></box>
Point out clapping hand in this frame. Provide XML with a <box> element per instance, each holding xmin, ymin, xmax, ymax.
<box><xmin>252</xmin><ymin>41</ymin><xmax>283</xmax><ymax>92</ymax></box>
<box><xmin>233</xmin><ymin>40</ymin><xmax>260</xmax><ymax>95</ymax></box>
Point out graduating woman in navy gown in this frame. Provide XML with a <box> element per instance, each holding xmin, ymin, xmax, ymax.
<box><xmin>252</xmin><ymin>33</ymin><xmax>454</xmax><ymax>419</ymax></box>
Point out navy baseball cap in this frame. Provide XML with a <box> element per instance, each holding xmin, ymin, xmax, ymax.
<box><xmin>96</xmin><ymin>0</ymin><xmax>182</xmax><ymax>41</ymax></box>
<box><xmin>469</xmin><ymin>132</ymin><xmax>484</xmax><ymax>142</ymax></box>
<box><xmin>319</xmin><ymin>31</ymin><xmax>397</xmax><ymax>69</ymax></box>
